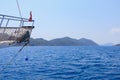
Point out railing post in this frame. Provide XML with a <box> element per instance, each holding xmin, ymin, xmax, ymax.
<box><xmin>19</xmin><ymin>18</ymin><xmax>24</xmax><ymax>27</ymax></box>
<box><xmin>6</xmin><ymin>19</ymin><xmax>9</xmax><ymax>27</ymax></box>
<box><xmin>0</xmin><ymin>16</ymin><xmax>4</xmax><ymax>27</ymax></box>
<box><xmin>32</xmin><ymin>21</ymin><xmax>34</xmax><ymax>26</ymax></box>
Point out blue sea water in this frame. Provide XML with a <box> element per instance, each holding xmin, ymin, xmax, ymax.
<box><xmin>0</xmin><ymin>46</ymin><xmax>120</xmax><ymax>80</ymax></box>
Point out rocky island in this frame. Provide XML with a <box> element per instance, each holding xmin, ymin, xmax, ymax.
<box><xmin>29</xmin><ymin>37</ymin><xmax>98</xmax><ymax>46</ymax></box>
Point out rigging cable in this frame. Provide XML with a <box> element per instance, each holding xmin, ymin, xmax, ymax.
<box><xmin>1</xmin><ymin>0</ymin><xmax>26</xmax><ymax>73</ymax></box>
<box><xmin>16</xmin><ymin>0</ymin><xmax>22</xmax><ymax>18</ymax></box>
<box><xmin>0</xmin><ymin>0</ymin><xmax>31</xmax><ymax>74</ymax></box>
<box><xmin>0</xmin><ymin>42</ymin><xmax>28</xmax><ymax>73</ymax></box>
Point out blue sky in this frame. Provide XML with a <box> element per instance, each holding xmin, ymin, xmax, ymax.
<box><xmin>1</xmin><ymin>0</ymin><xmax>120</xmax><ymax>44</ymax></box>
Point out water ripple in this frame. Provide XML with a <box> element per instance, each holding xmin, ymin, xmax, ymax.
<box><xmin>0</xmin><ymin>46</ymin><xmax>120</xmax><ymax>80</ymax></box>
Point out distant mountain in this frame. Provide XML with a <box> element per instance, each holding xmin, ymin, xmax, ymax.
<box><xmin>49</xmin><ymin>37</ymin><xmax>79</xmax><ymax>46</ymax></box>
<box><xmin>29</xmin><ymin>37</ymin><xmax>98</xmax><ymax>46</ymax></box>
<box><xmin>29</xmin><ymin>38</ymin><xmax>48</xmax><ymax>46</ymax></box>
<box><xmin>115</xmin><ymin>44</ymin><xmax>120</xmax><ymax>46</ymax></box>
<box><xmin>78</xmin><ymin>38</ymin><xmax>98</xmax><ymax>46</ymax></box>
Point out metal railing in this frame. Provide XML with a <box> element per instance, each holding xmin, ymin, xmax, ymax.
<box><xmin>0</xmin><ymin>14</ymin><xmax>34</xmax><ymax>27</ymax></box>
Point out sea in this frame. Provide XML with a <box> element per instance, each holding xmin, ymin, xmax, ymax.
<box><xmin>0</xmin><ymin>46</ymin><xmax>120</xmax><ymax>80</ymax></box>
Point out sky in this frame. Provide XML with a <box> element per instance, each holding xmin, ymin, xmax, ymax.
<box><xmin>0</xmin><ymin>0</ymin><xmax>120</xmax><ymax>44</ymax></box>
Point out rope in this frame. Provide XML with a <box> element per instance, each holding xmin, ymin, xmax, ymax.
<box><xmin>0</xmin><ymin>42</ymin><xmax>28</xmax><ymax>73</ymax></box>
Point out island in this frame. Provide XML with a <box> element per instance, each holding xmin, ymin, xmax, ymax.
<box><xmin>29</xmin><ymin>37</ymin><xmax>98</xmax><ymax>46</ymax></box>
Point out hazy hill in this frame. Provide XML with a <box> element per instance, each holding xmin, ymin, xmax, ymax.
<box><xmin>115</xmin><ymin>44</ymin><xmax>120</xmax><ymax>46</ymax></box>
<box><xmin>29</xmin><ymin>37</ymin><xmax>98</xmax><ymax>46</ymax></box>
<box><xmin>78</xmin><ymin>38</ymin><xmax>98</xmax><ymax>46</ymax></box>
<box><xmin>49</xmin><ymin>37</ymin><xmax>79</xmax><ymax>46</ymax></box>
<box><xmin>30</xmin><ymin>38</ymin><xmax>49</xmax><ymax>46</ymax></box>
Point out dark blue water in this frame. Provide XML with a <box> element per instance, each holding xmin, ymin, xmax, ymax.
<box><xmin>0</xmin><ymin>46</ymin><xmax>120</xmax><ymax>80</ymax></box>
